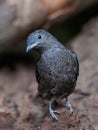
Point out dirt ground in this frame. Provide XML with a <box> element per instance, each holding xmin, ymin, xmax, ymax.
<box><xmin>0</xmin><ymin>16</ymin><xmax>98</xmax><ymax>130</ymax></box>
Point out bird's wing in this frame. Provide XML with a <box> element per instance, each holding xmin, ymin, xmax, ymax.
<box><xmin>35</xmin><ymin>64</ymin><xmax>41</xmax><ymax>83</ymax></box>
<box><xmin>69</xmin><ymin>50</ymin><xmax>79</xmax><ymax>76</ymax></box>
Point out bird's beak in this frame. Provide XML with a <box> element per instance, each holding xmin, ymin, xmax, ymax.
<box><xmin>26</xmin><ymin>43</ymin><xmax>36</xmax><ymax>52</ymax></box>
<box><xmin>26</xmin><ymin>43</ymin><xmax>38</xmax><ymax>52</ymax></box>
<box><xmin>26</xmin><ymin>46</ymin><xmax>31</xmax><ymax>52</ymax></box>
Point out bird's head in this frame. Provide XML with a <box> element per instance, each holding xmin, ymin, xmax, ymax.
<box><xmin>26</xmin><ymin>29</ymin><xmax>56</xmax><ymax>53</ymax></box>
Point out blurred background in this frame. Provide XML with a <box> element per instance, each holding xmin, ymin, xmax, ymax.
<box><xmin>0</xmin><ymin>0</ymin><xmax>98</xmax><ymax>130</ymax></box>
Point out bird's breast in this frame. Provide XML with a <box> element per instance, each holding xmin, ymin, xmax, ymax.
<box><xmin>37</xmin><ymin>48</ymin><xmax>78</xmax><ymax>82</ymax></box>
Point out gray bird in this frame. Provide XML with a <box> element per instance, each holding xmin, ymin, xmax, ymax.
<box><xmin>26</xmin><ymin>29</ymin><xmax>79</xmax><ymax>120</ymax></box>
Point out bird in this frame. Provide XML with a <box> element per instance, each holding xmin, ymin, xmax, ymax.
<box><xmin>26</xmin><ymin>29</ymin><xmax>79</xmax><ymax>120</ymax></box>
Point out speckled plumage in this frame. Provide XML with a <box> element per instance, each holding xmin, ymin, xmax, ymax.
<box><xmin>26</xmin><ymin>29</ymin><xmax>79</xmax><ymax>120</ymax></box>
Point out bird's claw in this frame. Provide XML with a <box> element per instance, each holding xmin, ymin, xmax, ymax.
<box><xmin>49</xmin><ymin>109</ymin><xmax>60</xmax><ymax>120</ymax></box>
<box><xmin>64</xmin><ymin>98</ymin><xmax>73</xmax><ymax>116</ymax></box>
<box><xmin>49</xmin><ymin>100</ymin><xmax>60</xmax><ymax>121</ymax></box>
<box><xmin>53</xmin><ymin>110</ymin><xmax>60</xmax><ymax>115</ymax></box>
<box><xmin>69</xmin><ymin>108</ymin><xmax>73</xmax><ymax>116</ymax></box>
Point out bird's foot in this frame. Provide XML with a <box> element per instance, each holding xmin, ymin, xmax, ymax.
<box><xmin>64</xmin><ymin>98</ymin><xmax>73</xmax><ymax>116</ymax></box>
<box><xmin>49</xmin><ymin>109</ymin><xmax>60</xmax><ymax>120</ymax></box>
<box><xmin>49</xmin><ymin>100</ymin><xmax>60</xmax><ymax>121</ymax></box>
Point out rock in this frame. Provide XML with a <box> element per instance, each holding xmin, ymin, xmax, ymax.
<box><xmin>0</xmin><ymin>0</ymin><xmax>98</xmax><ymax>53</ymax></box>
<box><xmin>0</xmin><ymin>0</ymin><xmax>47</xmax><ymax>53</ymax></box>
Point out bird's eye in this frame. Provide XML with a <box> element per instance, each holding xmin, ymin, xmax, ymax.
<box><xmin>38</xmin><ymin>35</ymin><xmax>41</xmax><ymax>39</ymax></box>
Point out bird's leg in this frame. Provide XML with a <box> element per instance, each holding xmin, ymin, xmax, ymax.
<box><xmin>49</xmin><ymin>100</ymin><xmax>60</xmax><ymax>120</ymax></box>
<box><xmin>65</xmin><ymin>98</ymin><xmax>73</xmax><ymax>115</ymax></box>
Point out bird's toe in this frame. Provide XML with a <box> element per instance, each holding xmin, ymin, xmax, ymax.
<box><xmin>50</xmin><ymin>109</ymin><xmax>59</xmax><ymax>120</ymax></box>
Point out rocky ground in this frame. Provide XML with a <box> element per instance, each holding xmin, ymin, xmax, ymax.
<box><xmin>0</xmin><ymin>16</ymin><xmax>98</xmax><ymax>130</ymax></box>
